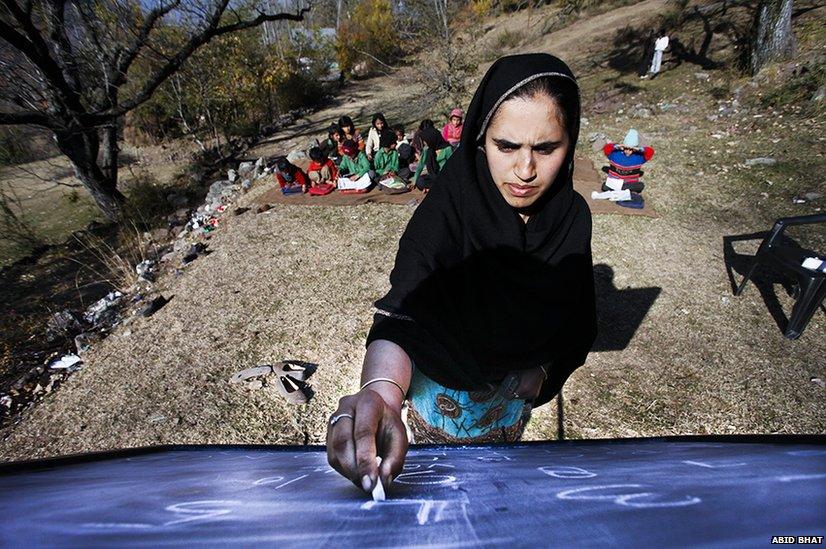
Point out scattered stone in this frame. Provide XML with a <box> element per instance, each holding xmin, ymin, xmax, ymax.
<box><xmin>352</xmin><ymin>60</ymin><xmax>369</xmax><ymax>78</ymax></box>
<box><xmin>238</xmin><ymin>162</ymin><xmax>255</xmax><ymax>178</ymax></box>
<box><xmin>694</xmin><ymin>72</ymin><xmax>710</xmax><ymax>81</ymax></box>
<box><xmin>803</xmin><ymin>192</ymin><xmax>822</xmax><ymax>201</ymax></box>
<box><xmin>233</xmin><ymin>206</ymin><xmax>251</xmax><ymax>216</ymax></box>
<box><xmin>241</xmin><ymin>179</ymin><xmax>252</xmax><ymax>192</ymax></box>
<box><xmin>74</xmin><ymin>332</ymin><xmax>100</xmax><ymax>354</ymax></box>
<box><xmin>813</xmin><ymin>86</ymin><xmax>825</xmax><ymax>102</ymax></box>
<box><xmin>254</xmin><ymin>157</ymin><xmax>265</xmax><ymax>178</ymax></box>
<box><xmin>173</xmin><ymin>238</ymin><xmax>189</xmax><ymax>253</ymax></box>
<box><xmin>46</xmin><ymin>310</ymin><xmax>86</xmax><ymax>342</ymax></box>
<box><xmin>160</xmin><ymin>251</ymin><xmax>178</xmax><ymax>263</ymax></box>
<box><xmin>811</xmin><ymin>377</ymin><xmax>826</xmax><ymax>389</ymax></box>
<box><xmin>580</xmin><ymin>117</ymin><xmax>589</xmax><ymax>127</ymax></box>
<box><xmin>586</xmin><ymin>132</ymin><xmax>607</xmax><ymax>143</ymax></box>
<box><xmin>630</xmin><ymin>105</ymin><xmax>651</xmax><ymax>118</ymax></box>
<box><xmin>247</xmin><ymin>380</ymin><xmax>264</xmax><ymax>390</ymax></box>
<box><xmin>136</xmin><ymin>259</ymin><xmax>157</xmax><ymax>282</ymax></box>
<box><xmin>254</xmin><ymin>203</ymin><xmax>273</xmax><ymax>214</ymax></box>
<box><xmin>744</xmin><ymin>157</ymin><xmax>777</xmax><ymax>167</ymax></box>
<box><xmin>84</xmin><ymin>291</ymin><xmax>123</xmax><ymax>327</ymax></box>
<box><xmin>227</xmin><ymin>169</ymin><xmax>238</xmax><ymax>182</ymax></box>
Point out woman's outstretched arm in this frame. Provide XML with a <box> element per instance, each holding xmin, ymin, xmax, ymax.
<box><xmin>326</xmin><ymin>339</ymin><xmax>412</xmax><ymax>494</ymax></box>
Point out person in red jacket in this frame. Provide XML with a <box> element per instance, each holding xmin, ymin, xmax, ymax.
<box><xmin>307</xmin><ymin>147</ymin><xmax>338</xmax><ymax>190</ymax></box>
<box><xmin>274</xmin><ymin>155</ymin><xmax>308</xmax><ymax>194</ymax></box>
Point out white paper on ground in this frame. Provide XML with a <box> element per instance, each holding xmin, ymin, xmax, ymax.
<box><xmin>337</xmin><ymin>173</ymin><xmax>371</xmax><ymax>191</ymax></box>
<box><xmin>605</xmin><ymin>177</ymin><xmax>625</xmax><ymax>191</ymax></box>
<box><xmin>591</xmin><ymin>190</ymin><xmax>631</xmax><ymax>201</ymax></box>
<box><xmin>801</xmin><ymin>257</ymin><xmax>824</xmax><ymax>271</ymax></box>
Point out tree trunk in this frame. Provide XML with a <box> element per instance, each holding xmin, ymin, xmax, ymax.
<box><xmin>100</xmin><ymin>118</ymin><xmax>120</xmax><ymax>182</ymax></box>
<box><xmin>53</xmin><ymin>127</ymin><xmax>125</xmax><ymax>222</ymax></box>
<box><xmin>750</xmin><ymin>0</ymin><xmax>795</xmax><ymax>75</ymax></box>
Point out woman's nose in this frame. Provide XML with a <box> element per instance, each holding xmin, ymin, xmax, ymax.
<box><xmin>514</xmin><ymin>150</ymin><xmax>536</xmax><ymax>183</ymax></box>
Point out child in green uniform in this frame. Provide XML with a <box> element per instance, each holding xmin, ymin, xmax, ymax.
<box><xmin>413</xmin><ymin>126</ymin><xmax>453</xmax><ymax>191</ymax></box>
<box><xmin>337</xmin><ymin>139</ymin><xmax>373</xmax><ymax>192</ymax></box>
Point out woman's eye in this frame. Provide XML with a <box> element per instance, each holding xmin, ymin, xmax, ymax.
<box><xmin>497</xmin><ymin>144</ymin><xmax>517</xmax><ymax>152</ymax></box>
<box><xmin>535</xmin><ymin>147</ymin><xmax>557</xmax><ymax>155</ymax></box>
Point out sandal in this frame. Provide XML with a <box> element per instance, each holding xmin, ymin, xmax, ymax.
<box><xmin>273</xmin><ymin>360</ymin><xmax>317</xmax><ymax>381</ymax></box>
<box><xmin>277</xmin><ymin>374</ymin><xmax>310</xmax><ymax>405</ymax></box>
<box><xmin>229</xmin><ymin>365</ymin><xmax>273</xmax><ymax>384</ymax></box>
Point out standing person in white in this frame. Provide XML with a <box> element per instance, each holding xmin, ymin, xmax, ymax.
<box><xmin>650</xmin><ymin>35</ymin><xmax>669</xmax><ymax>75</ymax></box>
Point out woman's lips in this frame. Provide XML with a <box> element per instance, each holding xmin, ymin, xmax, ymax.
<box><xmin>506</xmin><ymin>183</ymin><xmax>538</xmax><ymax>198</ymax></box>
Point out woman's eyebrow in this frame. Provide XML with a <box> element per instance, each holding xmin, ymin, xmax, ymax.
<box><xmin>491</xmin><ymin>137</ymin><xmax>563</xmax><ymax>149</ymax></box>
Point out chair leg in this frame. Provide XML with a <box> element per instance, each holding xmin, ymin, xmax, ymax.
<box><xmin>784</xmin><ymin>278</ymin><xmax>826</xmax><ymax>340</ymax></box>
<box><xmin>736</xmin><ymin>254</ymin><xmax>764</xmax><ymax>296</ymax></box>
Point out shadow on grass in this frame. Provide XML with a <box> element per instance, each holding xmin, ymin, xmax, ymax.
<box><xmin>592</xmin><ymin>263</ymin><xmax>661</xmax><ymax>352</ymax></box>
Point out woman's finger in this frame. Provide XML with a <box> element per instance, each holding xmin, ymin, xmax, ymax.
<box><xmin>326</xmin><ymin>400</ymin><xmax>358</xmax><ymax>484</ymax></box>
<box><xmin>377</xmin><ymin>409</ymin><xmax>408</xmax><ymax>488</ymax></box>
<box><xmin>352</xmin><ymin>391</ymin><xmax>383</xmax><ymax>491</ymax></box>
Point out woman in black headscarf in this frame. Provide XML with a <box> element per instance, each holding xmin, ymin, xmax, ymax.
<box><xmin>326</xmin><ymin>54</ymin><xmax>596</xmax><ymax>495</ymax></box>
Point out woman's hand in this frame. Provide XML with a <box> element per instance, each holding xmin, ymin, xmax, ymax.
<box><xmin>513</xmin><ymin>366</ymin><xmax>547</xmax><ymax>401</ymax></box>
<box><xmin>326</xmin><ymin>389</ymin><xmax>408</xmax><ymax>493</ymax></box>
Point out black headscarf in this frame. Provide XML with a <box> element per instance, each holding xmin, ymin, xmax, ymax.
<box><xmin>367</xmin><ymin>54</ymin><xmax>596</xmax><ymax>406</ymax></box>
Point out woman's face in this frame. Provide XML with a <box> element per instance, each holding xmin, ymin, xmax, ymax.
<box><xmin>375</xmin><ymin>120</ymin><xmax>385</xmax><ymax>131</ymax></box>
<box><xmin>483</xmin><ymin>93</ymin><xmax>569</xmax><ymax>211</ymax></box>
<box><xmin>451</xmin><ymin>116</ymin><xmax>462</xmax><ymax>127</ymax></box>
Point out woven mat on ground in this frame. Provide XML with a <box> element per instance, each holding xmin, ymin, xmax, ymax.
<box><xmin>254</xmin><ymin>155</ymin><xmax>658</xmax><ymax>217</ymax></box>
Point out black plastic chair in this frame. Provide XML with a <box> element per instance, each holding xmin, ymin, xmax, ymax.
<box><xmin>735</xmin><ymin>213</ymin><xmax>826</xmax><ymax>339</ymax></box>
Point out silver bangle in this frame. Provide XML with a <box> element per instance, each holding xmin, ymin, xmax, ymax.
<box><xmin>361</xmin><ymin>377</ymin><xmax>405</xmax><ymax>397</ymax></box>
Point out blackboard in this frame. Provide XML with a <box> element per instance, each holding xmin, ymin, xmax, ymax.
<box><xmin>1</xmin><ymin>436</ymin><xmax>824</xmax><ymax>547</ymax></box>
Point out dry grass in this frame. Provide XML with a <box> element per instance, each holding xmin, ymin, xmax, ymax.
<box><xmin>1</xmin><ymin>0</ymin><xmax>824</xmax><ymax>461</ymax></box>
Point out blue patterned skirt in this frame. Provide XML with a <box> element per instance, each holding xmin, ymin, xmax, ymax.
<box><xmin>405</xmin><ymin>365</ymin><xmax>531</xmax><ymax>444</ymax></box>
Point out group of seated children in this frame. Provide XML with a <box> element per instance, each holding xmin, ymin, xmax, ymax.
<box><xmin>273</xmin><ymin>109</ymin><xmax>464</xmax><ymax>196</ymax></box>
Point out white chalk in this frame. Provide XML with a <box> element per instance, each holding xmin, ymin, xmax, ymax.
<box><xmin>372</xmin><ymin>456</ymin><xmax>386</xmax><ymax>501</ymax></box>
<box><xmin>372</xmin><ymin>476</ymin><xmax>385</xmax><ymax>501</ymax></box>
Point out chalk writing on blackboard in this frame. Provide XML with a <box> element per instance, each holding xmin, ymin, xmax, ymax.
<box><xmin>556</xmin><ymin>484</ymin><xmax>701</xmax><ymax>508</ymax></box>
<box><xmin>538</xmin><ymin>465</ymin><xmax>597</xmax><ymax>479</ymax></box>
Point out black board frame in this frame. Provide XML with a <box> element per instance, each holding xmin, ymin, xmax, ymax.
<box><xmin>1</xmin><ymin>433</ymin><xmax>823</xmax><ymax>475</ymax></box>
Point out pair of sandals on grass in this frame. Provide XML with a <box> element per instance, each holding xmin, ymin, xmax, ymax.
<box><xmin>230</xmin><ymin>360</ymin><xmax>316</xmax><ymax>404</ymax></box>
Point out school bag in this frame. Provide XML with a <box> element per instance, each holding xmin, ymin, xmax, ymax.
<box><xmin>378</xmin><ymin>175</ymin><xmax>410</xmax><ymax>195</ymax></box>
<box><xmin>281</xmin><ymin>185</ymin><xmax>304</xmax><ymax>195</ymax></box>
<box><xmin>308</xmin><ymin>183</ymin><xmax>335</xmax><ymax>196</ymax></box>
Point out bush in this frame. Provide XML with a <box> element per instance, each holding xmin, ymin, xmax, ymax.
<box><xmin>336</xmin><ymin>0</ymin><xmax>400</xmax><ymax>74</ymax></box>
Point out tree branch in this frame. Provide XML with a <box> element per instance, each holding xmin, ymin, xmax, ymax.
<box><xmin>111</xmin><ymin>0</ymin><xmax>182</xmax><ymax>87</ymax></box>
<box><xmin>0</xmin><ymin>2</ymin><xmax>84</xmax><ymax>111</ymax></box>
<box><xmin>94</xmin><ymin>5</ymin><xmax>310</xmax><ymax>120</ymax></box>
<box><xmin>0</xmin><ymin>110</ymin><xmax>58</xmax><ymax>128</ymax></box>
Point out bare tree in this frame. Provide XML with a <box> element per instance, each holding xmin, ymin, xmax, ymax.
<box><xmin>0</xmin><ymin>0</ymin><xmax>309</xmax><ymax>221</ymax></box>
<box><xmin>750</xmin><ymin>0</ymin><xmax>795</xmax><ymax>74</ymax></box>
